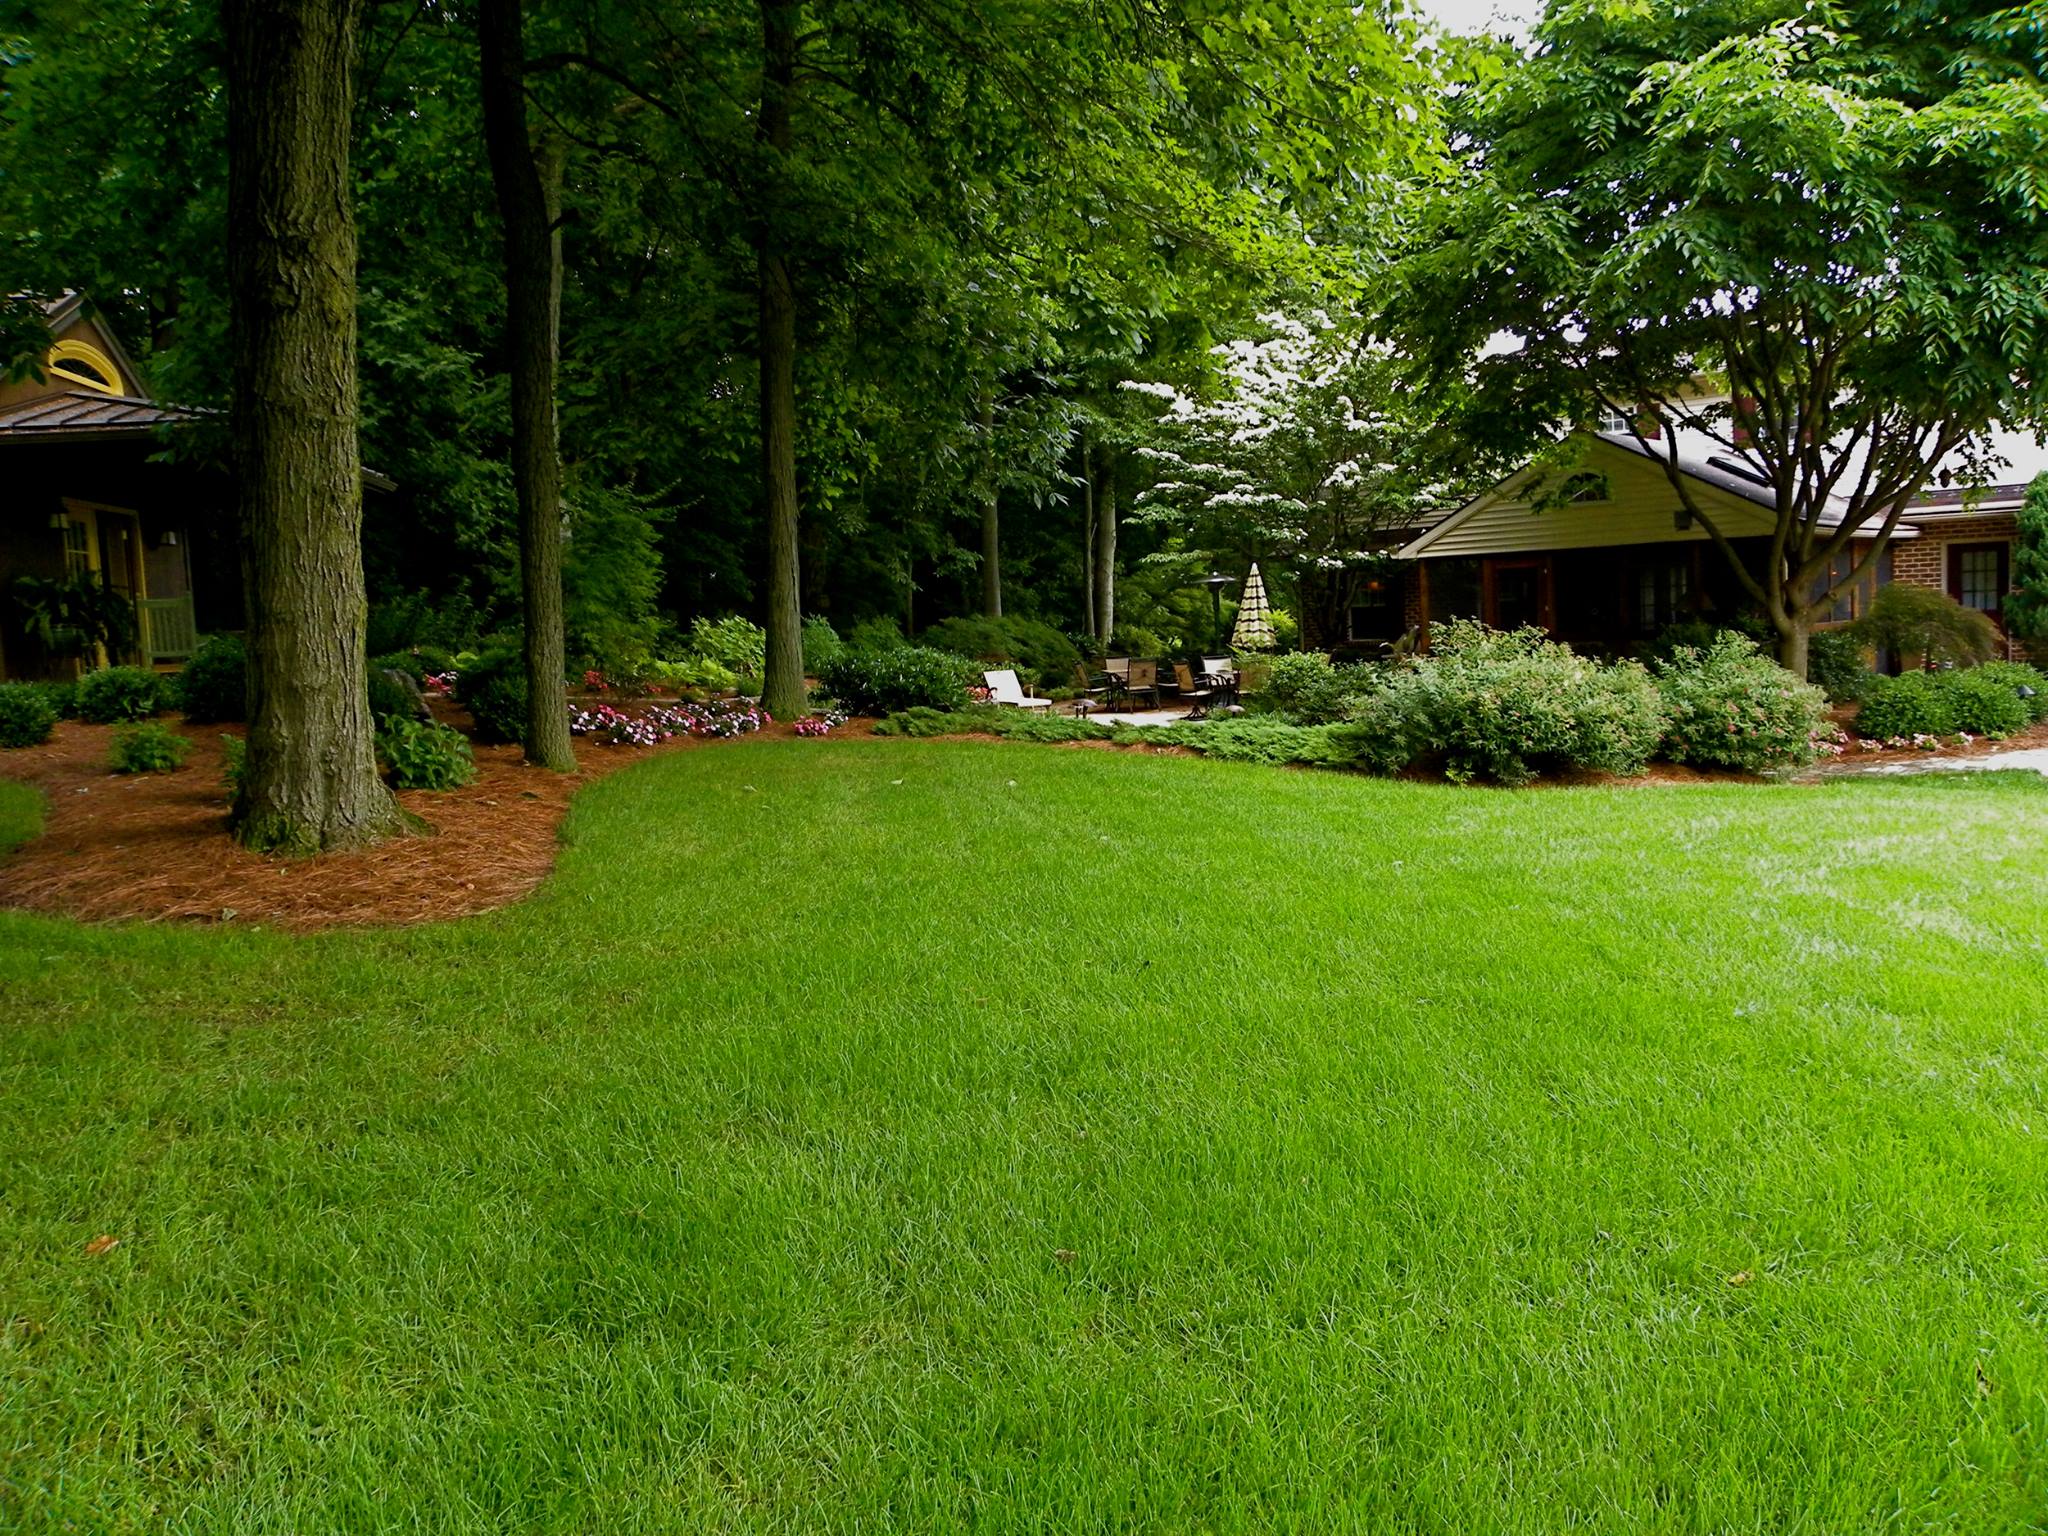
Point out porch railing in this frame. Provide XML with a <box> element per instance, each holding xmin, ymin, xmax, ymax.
<box><xmin>139</xmin><ymin>595</ymin><xmax>199</xmax><ymax>664</ymax></box>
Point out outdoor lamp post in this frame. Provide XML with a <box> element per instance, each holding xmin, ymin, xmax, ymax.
<box><xmin>1203</xmin><ymin>570</ymin><xmax>1232</xmax><ymax>649</ymax></box>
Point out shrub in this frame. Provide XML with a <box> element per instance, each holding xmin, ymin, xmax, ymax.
<box><xmin>108</xmin><ymin>720</ymin><xmax>189</xmax><ymax>774</ymax></box>
<box><xmin>0</xmin><ymin>682</ymin><xmax>58</xmax><ymax>747</ymax></box>
<box><xmin>1944</xmin><ymin>668</ymin><xmax>2032</xmax><ymax>737</ymax></box>
<box><xmin>178</xmin><ymin>635</ymin><xmax>248</xmax><ymax>722</ymax></box>
<box><xmin>1398</xmin><ymin>621</ymin><xmax>1665</xmax><ymax>785</ymax></box>
<box><xmin>1973</xmin><ymin>661</ymin><xmax>2048</xmax><ymax>724</ymax></box>
<box><xmin>1253</xmin><ymin>651</ymin><xmax>1380</xmax><ymax>724</ymax></box>
<box><xmin>26</xmin><ymin>680</ymin><xmax>77</xmax><ymax>720</ymax></box>
<box><xmin>801</xmin><ymin>616</ymin><xmax>844</xmax><ymax>676</ymax></box>
<box><xmin>1804</xmin><ymin>628</ymin><xmax>1871</xmax><ymax>703</ymax></box>
<box><xmin>1855</xmin><ymin>672</ymin><xmax>1959</xmax><ymax>739</ymax></box>
<box><xmin>821</xmin><ymin>645</ymin><xmax>977</xmax><ymax>715</ymax></box>
<box><xmin>221</xmin><ymin>734</ymin><xmax>245</xmax><ymax>799</ymax></box>
<box><xmin>377</xmin><ymin>715</ymin><xmax>476</xmax><ymax>790</ymax></box>
<box><xmin>458</xmin><ymin>646</ymin><xmax>529</xmax><ymax>744</ymax></box>
<box><xmin>1654</xmin><ymin>635</ymin><xmax>1830</xmax><ymax>772</ymax></box>
<box><xmin>366</xmin><ymin>667</ymin><xmax>421</xmax><ymax>724</ymax></box>
<box><xmin>981</xmin><ymin>710</ymin><xmax>1111</xmax><ymax>744</ymax></box>
<box><xmin>920</xmin><ymin>615</ymin><xmax>1083</xmax><ymax>689</ymax></box>
<box><xmin>688</xmin><ymin>615</ymin><xmax>767</xmax><ymax>679</ymax></box>
<box><xmin>1851</xmin><ymin>583</ymin><xmax>2001</xmax><ymax>667</ymax></box>
<box><xmin>645</xmin><ymin>654</ymin><xmax>738</xmax><ymax>694</ymax></box>
<box><xmin>845</xmin><ymin>616</ymin><xmax>907</xmax><ymax>652</ymax></box>
<box><xmin>75</xmin><ymin>666</ymin><xmax>164</xmax><ymax>723</ymax></box>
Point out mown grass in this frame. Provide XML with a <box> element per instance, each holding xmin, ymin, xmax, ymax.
<box><xmin>4</xmin><ymin>741</ymin><xmax>2047</xmax><ymax>1533</ymax></box>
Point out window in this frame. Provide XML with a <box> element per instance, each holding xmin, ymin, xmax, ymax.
<box><xmin>46</xmin><ymin>339</ymin><xmax>123</xmax><ymax>395</ymax></box>
<box><xmin>1596</xmin><ymin>408</ymin><xmax>1630</xmax><ymax>435</ymax></box>
<box><xmin>1814</xmin><ymin>549</ymin><xmax>1868</xmax><ymax>624</ymax></box>
<box><xmin>1635</xmin><ymin>555</ymin><xmax>1690</xmax><ymax>633</ymax></box>
<box><xmin>1564</xmin><ymin>472</ymin><xmax>1610</xmax><ymax>504</ymax></box>
<box><xmin>60</xmin><ymin>516</ymin><xmax>92</xmax><ymax>577</ymax></box>
<box><xmin>1950</xmin><ymin>542</ymin><xmax>2009</xmax><ymax>614</ymax></box>
<box><xmin>1347</xmin><ymin>576</ymin><xmax>1401</xmax><ymax>641</ymax></box>
<box><xmin>1426</xmin><ymin>559</ymin><xmax>1482</xmax><ymax>624</ymax></box>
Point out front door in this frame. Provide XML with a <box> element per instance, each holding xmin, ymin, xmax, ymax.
<box><xmin>1485</xmin><ymin>557</ymin><xmax>1554</xmax><ymax>632</ymax></box>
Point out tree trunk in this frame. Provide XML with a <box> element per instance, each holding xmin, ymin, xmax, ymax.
<box><xmin>756</xmin><ymin>0</ymin><xmax>805</xmax><ymax>721</ymax></box>
<box><xmin>225</xmin><ymin>0</ymin><xmax>404</xmax><ymax>855</ymax></box>
<box><xmin>1080</xmin><ymin>430</ymin><xmax>1096</xmax><ymax>643</ymax></box>
<box><xmin>978</xmin><ymin>390</ymin><xmax>1001</xmax><ymax>618</ymax></box>
<box><xmin>1777</xmin><ymin>615</ymin><xmax>1811</xmax><ymax>680</ymax></box>
<box><xmin>1091</xmin><ymin>441</ymin><xmax>1117</xmax><ymax>648</ymax></box>
<box><xmin>478</xmin><ymin>0</ymin><xmax>576</xmax><ymax>772</ymax></box>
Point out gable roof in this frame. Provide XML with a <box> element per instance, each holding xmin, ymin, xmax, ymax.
<box><xmin>1396</xmin><ymin>430</ymin><xmax>1927</xmax><ymax>560</ymax></box>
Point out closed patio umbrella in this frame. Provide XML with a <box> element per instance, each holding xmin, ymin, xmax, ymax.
<box><xmin>1229</xmin><ymin>562</ymin><xmax>1275</xmax><ymax>651</ymax></box>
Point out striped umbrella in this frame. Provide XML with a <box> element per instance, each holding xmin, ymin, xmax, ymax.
<box><xmin>1229</xmin><ymin>563</ymin><xmax>1275</xmax><ymax>651</ymax></box>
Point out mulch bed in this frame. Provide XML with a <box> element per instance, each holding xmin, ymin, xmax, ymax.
<box><xmin>0</xmin><ymin>707</ymin><xmax>802</xmax><ymax>932</ymax></box>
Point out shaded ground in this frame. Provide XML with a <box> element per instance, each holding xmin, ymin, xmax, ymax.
<box><xmin>0</xmin><ymin>712</ymin><xmax>787</xmax><ymax>929</ymax></box>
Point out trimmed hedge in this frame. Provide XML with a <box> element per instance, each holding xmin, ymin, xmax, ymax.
<box><xmin>1856</xmin><ymin>664</ymin><xmax>2047</xmax><ymax>739</ymax></box>
<box><xmin>920</xmin><ymin>616</ymin><xmax>1083</xmax><ymax>689</ymax></box>
<box><xmin>178</xmin><ymin>635</ymin><xmax>247</xmax><ymax>723</ymax></box>
<box><xmin>821</xmin><ymin>645</ymin><xmax>978</xmax><ymax>715</ymax></box>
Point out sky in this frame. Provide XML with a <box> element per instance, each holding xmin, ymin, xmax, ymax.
<box><xmin>1411</xmin><ymin>0</ymin><xmax>1537</xmax><ymax>42</ymax></box>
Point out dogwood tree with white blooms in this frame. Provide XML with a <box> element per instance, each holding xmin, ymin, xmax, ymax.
<box><xmin>1124</xmin><ymin>311</ymin><xmax>1486</xmax><ymax>649</ymax></box>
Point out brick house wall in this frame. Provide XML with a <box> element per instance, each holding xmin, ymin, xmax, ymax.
<box><xmin>1887</xmin><ymin>512</ymin><xmax>2040</xmax><ymax>662</ymax></box>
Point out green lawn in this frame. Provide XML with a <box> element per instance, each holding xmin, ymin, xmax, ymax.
<box><xmin>4</xmin><ymin>741</ymin><xmax>2048</xmax><ymax>1532</ymax></box>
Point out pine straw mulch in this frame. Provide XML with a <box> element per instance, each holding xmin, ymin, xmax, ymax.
<box><xmin>0</xmin><ymin>709</ymin><xmax>802</xmax><ymax>932</ymax></box>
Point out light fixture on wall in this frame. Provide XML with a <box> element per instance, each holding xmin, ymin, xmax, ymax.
<box><xmin>48</xmin><ymin>511</ymin><xmax>67</xmax><ymax>530</ymax></box>
<box><xmin>162</xmin><ymin>530</ymin><xmax>178</xmax><ymax>547</ymax></box>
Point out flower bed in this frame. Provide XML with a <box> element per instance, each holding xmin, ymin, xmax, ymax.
<box><xmin>794</xmin><ymin>710</ymin><xmax>849</xmax><ymax>737</ymax></box>
<box><xmin>568</xmin><ymin>697</ymin><xmax>770</xmax><ymax>747</ymax></box>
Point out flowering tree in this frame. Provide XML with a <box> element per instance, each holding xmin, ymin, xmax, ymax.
<box><xmin>1125</xmin><ymin>311</ymin><xmax>1480</xmax><ymax>649</ymax></box>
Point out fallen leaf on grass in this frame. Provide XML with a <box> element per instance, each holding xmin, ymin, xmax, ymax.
<box><xmin>1977</xmin><ymin>1361</ymin><xmax>1994</xmax><ymax>1397</ymax></box>
<box><xmin>1053</xmin><ymin>1249</ymin><xmax>1076</xmax><ymax>1267</ymax></box>
<box><xmin>83</xmin><ymin>1234</ymin><xmax>119</xmax><ymax>1258</ymax></box>
<box><xmin>1726</xmin><ymin>1270</ymin><xmax>1752</xmax><ymax>1287</ymax></box>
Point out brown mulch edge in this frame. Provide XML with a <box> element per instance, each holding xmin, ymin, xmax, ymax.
<box><xmin>0</xmin><ymin>707</ymin><xmax>834</xmax><ymax>932</ymax></box>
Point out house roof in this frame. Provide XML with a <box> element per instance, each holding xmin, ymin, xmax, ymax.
<box><xmin>0</xmin><ymin>389</ymin><xmax>206</xmax><ymax>439</ymax></box>
<box><xmin>1395</xmin><ymin>429</ymin><xmax>1921</xmax><ymax>561</ymax></box>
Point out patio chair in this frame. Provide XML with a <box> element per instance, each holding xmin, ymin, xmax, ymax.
<box><xmin>1198</xmin><ymin>656</ymin><xmax>1238</xmax><ymax>705</ymax></box>
<box><xmin>1173</xmin><ymin>662</ymin><xmax>1217</xmax><ymax>719</ymax></box>
<box><xmin>984</xmin><ymin>669</ymin><xmax>1054</xmax><ymax>710</ymax></box>
<box><xmin>1122</xmin><ymin>659</ymin><xmax>1161</xmax><ymax>709</ymax></box>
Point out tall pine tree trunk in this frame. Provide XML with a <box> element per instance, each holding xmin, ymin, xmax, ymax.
<box><xmin>225</xmin><ymin>0</ymin><xmax>404</xmax><ymax>854</ymax></box>
<box><xmin>978</xmin><ymin>391</ymin><xmax>1001</xmax><ymax>618</ymax></box>
<box><xmin>479</xmin><ymin>0</ymin><xmax>575</xmax><ymax>771</ymax></box>
<box><xmin>1091</xmin><ymin>441</ymin><xmax>1117</xmax><ymax>648</ymax></box>
<box><xmin>756</xmin><ymin>0</ymin><xmax>805</xmax><ymax>721</ymax></box>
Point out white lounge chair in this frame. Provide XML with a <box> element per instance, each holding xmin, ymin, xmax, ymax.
<box><xmin>984</xmin><ymin>669</ymin><xmax>1054</xmax><ymax>709</ymax></box>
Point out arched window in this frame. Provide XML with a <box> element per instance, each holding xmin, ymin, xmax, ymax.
<box><xmin>47</xmin><ymin>338</ymin><xmax>123</xmax><ymax>395</ymax></box>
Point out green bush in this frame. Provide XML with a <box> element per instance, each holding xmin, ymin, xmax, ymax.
<box><xmin>221</xmin><ymin>734</ymin><xmax>245</xmax><ymax>800</ymax></box>
<box><xmin>1654</xmin><ymin>635</ymin><xmax>1829</xmax><ymax>772</ymax></box>
<box><xmin>920</xmin><ymin>615</ymin><xmax>1083</xmax><ymax>689</ymax></box>
<box><xmin>108</xmin><ymin>720</ymin><xmax>189</xmax><ymax>774</ymax></box>
<box><xmin>1805</xmin><ymin>628</ymin><xmax>1871</xmax><ymax>703</ymax></box>
<box><xmin>377</xmin><ymin>715</ymin><xmax>477</xmax><ymax>790</ymax></box>
<box><xmin>1855</xmin><ymin>672</ymin><xmax>1959</xmax><ymax>739</ymax></box>
<box><xmin>1253</xmin><ymin>651</ymin><xmax>1380</xmax><ymax>724</ymax></box>
<box><xmin>801</xmin><ymin>616</ymin><xmax>844</xmax><ymax>676</ymax></box>
<box><xmin>646</xmin><ymin>654</ymin><xmax>739</xmax><ymax>694</ymax></box>
<box><xmin>366</xmin><ymin>667</ymin><xmax>419</xmax><ymax>724</ymax></box>
<box><xmin>1852</xmin><ymin>583</ymin><xmax>2002</xmax><ymax>668</ymax></box>
<box><xmin>1396</xmin><ymin>622</ymin><xmax>1665</xmax><ymax>785</ymax></box>
<box><xmin>1973</xmin><ymin>661</ymin><xmax>2048</xmax><ymax>723</ymax></box>
<box><xmin>75</xmin><ymin>665</ymin><xmax>164</xmax><ymax>723</ymax></box>
<box><xmin>366</xmin><ymin>588</ymin><xmax>483</xmax><ymax>657</ymax></box>
<box><xmin>821</xmin><ymin>645</ymin><xmax>978</xmax><ymax>715</ymax></box>
<box><xmin>26</xmin><ymin>680</ymin><xmax>77</xmax><ymax>720</ymax></box>
<box><xmin>688</xmin><ymin>615</ymin><xmax>767</xmax><ymax>680</ymax></box>
<box><xmin>981</xmin><ymin>710</ymin><xmax>1111</xmax><ymax>744</ymax></box>
<box><xmin>370</xmin><ymin>648</ymin><xmax>426</xmax><ymax>684</ymax></box>
<box><xmin>1944</xmin><ymin>668</ymin><xmax>2033</xmax><ymax>737</ymax></box>
<box><xmin>458</xmin><ymin>647</ymin><xmax>529</xmax><ymax>744</ymax></box>
<box><xmin>0</xmin><ymin>681</ymin><xmax>58</xmax><ymax>747</ymax></box>
<box><xmin>845</xmin><ymin>616</ymin><xmax>907</xmax><ymax>652</ymax></box>
<box><xmin>178</xmin><ymin>635</ymin><xmax>247</xmax><ymax>722</ymax></box>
